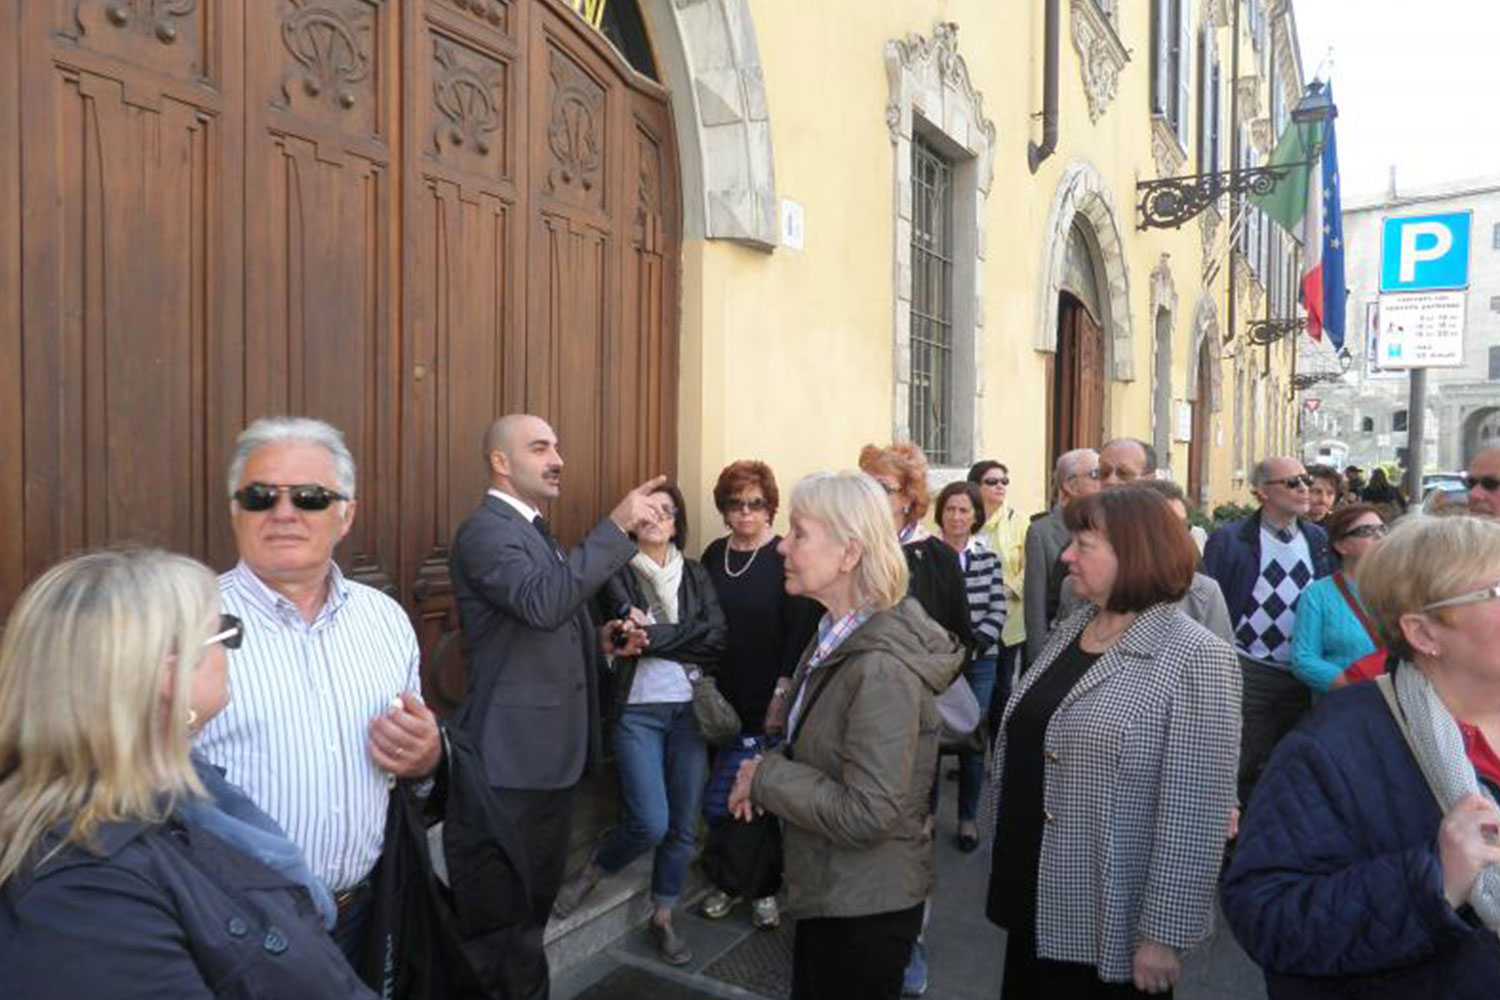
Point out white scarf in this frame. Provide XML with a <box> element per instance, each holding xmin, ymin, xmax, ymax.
<box><xmin>1393</xmin><ymin>664</ymin><xmax>1500</xmax><ymax>930</ymax></box>
<box><xmin>629</xmin><ymin>547</ymin><xmax>682</xmax><ymax>624</ymax></box>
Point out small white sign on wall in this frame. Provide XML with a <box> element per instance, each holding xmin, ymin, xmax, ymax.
<box><xmin>780</xmin><ymin>198</ymin><xmax>805</xmax><ymax>251</ymax></box>
<box><xmin>1173</xmin><ymin>401</ymin><xmax>1193</xmax><ymax>443</ymax></box>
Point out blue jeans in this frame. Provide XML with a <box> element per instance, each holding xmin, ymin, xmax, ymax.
<box><xmin>595</xmin><ymin>702</ymin><xmax>708</xmax><ymax>909</ymax></box>
<box><xmin>958</xmin><ymin>657</ymin><xmax>997</xmax><ymax>823</ymax></box>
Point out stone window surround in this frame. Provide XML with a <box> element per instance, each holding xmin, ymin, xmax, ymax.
<box><xmin>885</xmin><ymin>22</ymin><xmax>996</xmax><ymax>467</ymax></box>
<box><xmin>1072</xmin><ymin>0</ymin><xmax>1130</xmax><ymax>123</ymax></box>
<box><xmin>1150</xmin><ymin>255</ymin><xmax>1179</xmax><ymax>471</ymax></box>
<box><xmin>1036</xmin><ymin>161</ymin><xmax>1134</xmax><ymax>383</ymax></box>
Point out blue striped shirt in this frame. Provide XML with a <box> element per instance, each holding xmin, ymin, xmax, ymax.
<box><xmin>195</xmin><ymin>561</ymin><xmax>420</xmax><ymax>892</ymax></box>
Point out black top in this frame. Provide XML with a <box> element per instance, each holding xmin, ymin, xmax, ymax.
<box><xmin>702</xmin><ymin>535</ymin><xmax>821</xmax><ymax>732</ymax></box>
<box><xmin>990</xmin><ymin>633</ymin><xmax>1102</xmax><ymax>929</ymax></box>
<box><xmin>903</xmin><ymin>535</ymin><xmax>976</xmax><ymax>655</ymax></box>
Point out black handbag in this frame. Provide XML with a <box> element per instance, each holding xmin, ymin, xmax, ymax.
<box><xmin>701</xmin><ymin>812</ymin><xmax>782</xmax><ymax>900</ymax></box>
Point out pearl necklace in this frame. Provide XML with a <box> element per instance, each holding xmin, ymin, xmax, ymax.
<box><xmin>723</xmin><ymin>532</ymin><xmax>773</xmax><ymax>579</ymax></box>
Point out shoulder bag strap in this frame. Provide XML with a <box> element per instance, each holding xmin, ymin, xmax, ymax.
<box><xmin>1332</xmin><ymin>571</ymin><xmax>1381</xmax><ymax>647</ymax></box>
<box><xmin>1373</xmin><ymin>673</ymin><xmax>1448</xmax><ymax>810</ymax></box>
<box><xmin>784</xmin><ymin>658</ymin><xmax>847</xmax><ymax>759</ymax></box>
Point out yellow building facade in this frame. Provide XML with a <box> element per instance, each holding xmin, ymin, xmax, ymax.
<box><xmin>652</xmin><ymin>0</ymin><xmax>1306</xmax><ymax>537</ymax></box>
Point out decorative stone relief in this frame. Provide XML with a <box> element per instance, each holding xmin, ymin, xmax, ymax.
<box><xmin>649</xmin><ymin>0</ymin><xmax>777</xmax><ymax>247</ymax></box>
<box><xmin>1070</xmin><ymin>0</ymin><xmax>1130</xmax><ymax>123</ymax></box>
<box><xmin>1203</xmin><ymin>0</ymin><xmax>1230</xmax><ymax>28</ymax></box>
<box><xmin>1199</xmin><ymin>205</ymin><xmax>1222</xmax><ymax>278</ymax></box>
<box><xmin>885</xmin><ymin>22</ymin><xmax>997</xmax><ymax>458</ymax></box>
<box><xmin>1189</xmin><ymin>294</ymin><xmax>1224</xmax><ymax>411</ymax></box>
<box><xmin>1236</xmin><ymin>75</ymin><xmax>1261</xmax><ymax>126</ymax></box>
<box><xmin>1036</xmin><ymin>161</ymin><xmax>1135</xmax><ymax>382</ymax></box>
<box><xmin>1151</xmin><ymin>116</ymin><xmax>1187</xmax><ymax>178</ymax></box>
<box><xmin>1250</xmin><ymin>116</ymin><xmax>1272</xmax><ymax>156</ymax></box>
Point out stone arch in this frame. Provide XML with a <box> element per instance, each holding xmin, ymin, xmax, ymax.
<box><xmin>1464</xmin><ymin>406</ymin><xmax>1500</xmax><ymax>463</ymax></box>
<box><xmin>1037</xmin><ymin>161</ymin><xmax>1134</xmax><ymax>381</ymax></box>
<box><xmin>1186</xmin><ymin>293</ymin><xmax>1223</xmax><ymax>412</ymax></box>
<box><xmin>641</xmin><ymin>0</ymin><xmax>778</xmax><ymax>247</ymax></box>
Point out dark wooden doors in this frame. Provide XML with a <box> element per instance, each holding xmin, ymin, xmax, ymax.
<box><xmin>0</xmin><ymin>0</ymin><xmax>681</xmax><ymax>699</ymax></box>
<box><xmin>1189</xmin><ymin>337</ymin><xmax>1214</xmax><ymax>506</ymax></box>
<box><xmin>1050</xmin><ymin>293</ymin><xmax>1106</xmax><ymax>476</ymax></box>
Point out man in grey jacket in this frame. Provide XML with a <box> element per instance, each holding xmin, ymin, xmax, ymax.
<box><xmin>1023</xmin><ymin>447</ymin><xmax>1100</xmax><ymax>665</ymax></box>
<box><xmin>450</xmin><ymin>413</ymin><xmax>666</xmax><ymax>1000</ymax></box>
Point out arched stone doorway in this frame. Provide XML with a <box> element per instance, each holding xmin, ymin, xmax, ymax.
<box><xmin>1186</xmin><ymin>295</ymin><xmax>1223</xmax><ymax>506</ymax></box>
<box><xmin>1465</xmin><ymin>407</ymin><xmax>1500</xmax><ymax>463</ymax></box>
<box><xmin>1037</xmin><ymin>162</ymin><xmax>1133</xmax><ymax>476</ymax></box>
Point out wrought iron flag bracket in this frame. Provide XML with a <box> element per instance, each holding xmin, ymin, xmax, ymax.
<box><xmin>1136</xmin><ymin>162</ymin><xmax>1307</xmax><ymax>230</ymax></box>
<box><xmin>1289</xmin><ymin>347</ymin><xmax>1353</xmax><ymax>394</ymax></box>
<box><xmin>1246</xmin><ymin>316</ymin><xmax>1306</xmax><ymax>345</ymax></box>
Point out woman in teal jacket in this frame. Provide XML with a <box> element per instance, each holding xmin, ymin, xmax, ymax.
<box><xmin>1290</xmin><ymin>504</ymin><xmax>1388</xmax><ymax>693</ymax></box>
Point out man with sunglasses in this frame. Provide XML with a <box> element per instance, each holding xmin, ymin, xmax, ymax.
<box><xmin>449</xmin><ymin>413</ymin><xmax>670</xmax><ymax>1000</ymax></box>
<box><xmin>1467</xmin><ymin>446</ymin><xmax>1500</xmax><ymax>519</ymax></box>
<box><xmin>195</xmin><ymin>416</ymin><xmax>440</xmax><ymax>966</ymax></box>
<box><xmin>1203</xmin><ymin>456</ymin><xmax>1334</xmax><ymax>814</ymax></box>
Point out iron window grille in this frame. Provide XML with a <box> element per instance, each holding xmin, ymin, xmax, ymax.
<box><xmin>910</xmin><ymin>135</ymin><xmax>954</xmax><ymax>465</ymax></box>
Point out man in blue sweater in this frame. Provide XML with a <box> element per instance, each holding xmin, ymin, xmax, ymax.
<box><xmin>1203</xmin><ymin>456</ymin><xmax>1334</xmax><ymax>813</ymax></box>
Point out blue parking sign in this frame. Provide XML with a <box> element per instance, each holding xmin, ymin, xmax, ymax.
<box><xmin>1380</xmin><ymin>212</ymin><xmax>1471</xmax><ymax>292</ymax></box>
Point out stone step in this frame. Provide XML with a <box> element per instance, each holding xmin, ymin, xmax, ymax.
<box><xmin>545</xmin><ymin>856</ymin><xmax>712</xmax><ymax>978</ymax></box>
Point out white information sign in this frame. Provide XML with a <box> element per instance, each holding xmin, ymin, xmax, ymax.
<box><xmin>1376</xmin><ymin>291</ymin><xmax>1466</xmax><ymax>369</ymax></box>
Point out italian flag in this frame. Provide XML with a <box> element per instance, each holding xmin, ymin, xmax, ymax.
<box><xmin>1250</xmin><ymin>101</ymin><xmax>1346</xmax><ymax>351</ymax></box>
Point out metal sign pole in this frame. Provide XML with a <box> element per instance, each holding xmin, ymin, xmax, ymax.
<box><xmin>1404</xmin><ymin>368</ymin><xmax>1426</xmax><ymax>502</ymax></box>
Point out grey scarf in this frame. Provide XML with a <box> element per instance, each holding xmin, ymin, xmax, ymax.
<box><xmin>1389</xmin><ymin>666</ymin><xmax>1500</xmax><ymax>929</ymax></box>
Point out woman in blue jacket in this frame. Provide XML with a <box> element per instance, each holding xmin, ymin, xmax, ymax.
<box><xmin>0</xmin><ymin>550</ymin><xmax>373</xmax><ymax>1000</ymax></box>
<box><xmin>1222</xmin><ymin>515</ymin><xmax>1500</xmax><ymax>999</ymax></box>
<box><xmin>1289</xmin><ymin>503</ymin><xmax>1387</xmax><ymax>693</ymax></box>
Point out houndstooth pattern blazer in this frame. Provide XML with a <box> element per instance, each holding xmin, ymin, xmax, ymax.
<box><xmin>988</xmin><ymin>601</ymin><xmax>1241</xmax><ymax>981</ymax></box>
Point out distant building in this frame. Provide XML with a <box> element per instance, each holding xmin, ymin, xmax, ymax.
<box><xmin>1299</xmin><ymin>175</ymin><xmax>1500</xmax><ymax>473</ymax></box>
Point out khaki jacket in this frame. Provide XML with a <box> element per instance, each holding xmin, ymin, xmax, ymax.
<box><xmin>750</xmin><ymin>598</ymin><xmax>964</xmax><ymax>919</ymax></box>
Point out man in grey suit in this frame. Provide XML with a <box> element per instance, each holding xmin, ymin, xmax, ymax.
<box><xmin>1022</xmin><ymin>447</ymin><xmax>1099</xmax><ymax>666</ymax></box>
<box><xmin>451</xmin><ymin>413</ymin><xmax>666</xmax><ymax>1000</ymax></box>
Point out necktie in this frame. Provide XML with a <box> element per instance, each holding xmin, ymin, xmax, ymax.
<box><xmin>532</xmin><ymin>515</ymin><xmax>563</xmax><ymax>561</ymax></box>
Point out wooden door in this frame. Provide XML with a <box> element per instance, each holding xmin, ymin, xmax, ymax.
<box><xmin>0</xmin><ymin>0</ymin><xmax>682</xmax><ymax>678</ymax></box>
<box><xmin>1188</xmin><ymin>337</ymin><xmax>1213</xmax><ymax>506</ymax></box>
<box><xmin>1050</xmin><ymin>293</ymin><xmax>1106</xmax><ymax>477</ymax></box>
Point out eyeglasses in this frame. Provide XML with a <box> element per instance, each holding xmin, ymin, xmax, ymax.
<box><xmin>1342</xmin><ymin>523</ymin><xmax>1389</xmax><ymax>541</ymax></box>
<box><xmin>204</xmin><ymin>613</ymin><xmax>244</xmax><ymax>650</ymax></box>
<box><xmin>724</xmin><ymin>498</ymin><xmax>767</xmax><ymax>513</ymax></box>
<box><xmin>1465</xmin><ymin>475</ymin><xmax>1500</xmax><ymax>493</ymax></box>
<box><xmin>981</xmin><ymin>476</ymin><xmax>1010</xmax><ymax>487</ymax></box>
<box><xmin>656</xmin><ymin>505</ymin><xmax>678</xmax><ymax>519</ymax></box>
<box><xmin>1082</xmin><ymin>468</ymin><xmax>1102</xmax><ymax>481</ymax></box>
<box><xmin>233</xmin><ymin>482</ymin><xmax>350</xmax><ymax>512</ymax></box>
<box><xmin>1270</xmin><ymin>475</ymin><xmax>1313</xmax><ymax>490</ymax></box>
<box><xmin>1424</xmin><ymin>582</ymin><xmax>1500</xmax><ymax>612</ymax></box>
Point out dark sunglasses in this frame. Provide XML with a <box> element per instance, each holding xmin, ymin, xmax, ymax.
<box><xmin>1271</xmin><ymin>475</ymin><xmax>1313</xmax><ymax>489</ymax></box>
<box><xmin>724</xmin><ymin>498</ymin><xmax>767</xmax><ymax>513</ymax></box>
<box><xmin>982</xmin><ymin>476</ymin><xmax>1010</xmax><ymax>487</ymax></box>
<box><xmin>233</xmin><ymin>482</ymin><xmax>349</xmax><ymax>512</ymax></box>
<box><xmin>1465</xmin><ymin>475</ymin><xmax>1500</xmax><ymax>493</ymax></box>
<box><xmin>204</xmin><ymin>613</ymin><xmax>244</xmax><ymax>650</ymax></box>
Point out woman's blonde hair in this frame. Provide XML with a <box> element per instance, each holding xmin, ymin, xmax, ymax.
<box><xmin>1357</xmin><ymin>515</ymin><xmax>1500</xmax><ymax>661</ymax></box>
<box><xmin>858</xmin><ymin>443</ymin><xmax>931</xmax><ymax>527</ymax></box>
<box><xmin>789</xmin><ymin>471</ymin><xmax>910</xmax><ymax>611</ymax></box>
<box><xmin>0</xmin><ymin>549</ymin><xmax>219</xmax><ymax>887</ymax></box>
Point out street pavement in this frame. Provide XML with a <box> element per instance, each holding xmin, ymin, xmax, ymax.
<box><xmin>556</xmin><ymin>765</ymin><xmax>1267</xmax><ymax>1000</ymax></box>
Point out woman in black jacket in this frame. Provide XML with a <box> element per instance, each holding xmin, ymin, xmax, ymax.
<box><xmin>0</xmin><ymin>549</ymin><xmax>372</xmax><ymax>1000</ymax></box>
<box><xmin>551</xmin><ymin>482</ymin><xmax>728</xmax><ymax>966</ymax></box>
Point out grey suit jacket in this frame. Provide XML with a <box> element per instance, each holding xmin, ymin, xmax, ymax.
<box><xmin>1023</xmin><ymin>507</ymin><xmax>1070</xmax><ymax>666</ymax></box>
<box><xmin>1053</xmin><ymin>572</ymin><xmax>1234</xmax><ymax>645</ymax></box>
<box><xmin>450</xmin><ymin>494</ymin><xmax>636</xmax><ymax>790</ymax></box>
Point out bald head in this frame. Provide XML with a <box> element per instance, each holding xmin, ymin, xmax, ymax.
<box><xmin>485</xmin><ymin>414</ymin><xmax>563</xmax><ymax>505</ymax></box>
<box><xmin>1099</xmin><ymin>437</ymin><xmax>1156</xmax><ymax>487</ymax></box>
<box><xmin>1469</xmin><ymin>445</ymin><xmax>1500</xmax><ymax>518</ymax></box>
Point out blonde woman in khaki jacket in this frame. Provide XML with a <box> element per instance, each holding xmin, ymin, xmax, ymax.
<box><xmin>729</xmin><ymin>470</ymin><xmax>965</xmax><ymax>1000</ymax></box>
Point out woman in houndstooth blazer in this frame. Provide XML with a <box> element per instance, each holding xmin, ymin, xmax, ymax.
<box><xmin>987</xmin><ymin>487</ymin><xmax>1241</xmax><ymax>998</ymax></box>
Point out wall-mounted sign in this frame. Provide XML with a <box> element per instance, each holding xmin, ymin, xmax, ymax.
<box><xmin>562</xmin><ymin>0</ymin><xmax>607</xmax><ymax>29</ymax></box>
<box><xmin>1380</xmin><ymin>211</ymin><xmax>1472</xmax><ymax>292</ymax></box>
<box><xmin>1377</xmin><ymin>290</ymin><xmax>1466</xmax><ymax>369</ymax></box>
<box><xmin>1304</xmin><ymin>398</ymin><xmax>1321</xmax><ymax>412</ymax></box>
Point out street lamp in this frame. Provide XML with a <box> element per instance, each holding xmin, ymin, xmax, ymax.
<box><xmin>1135</xmin><ymin>81</ymin><xmax>1336</xmax><ymax>231</ymax></box>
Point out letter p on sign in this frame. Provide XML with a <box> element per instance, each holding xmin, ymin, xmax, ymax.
<box><xmin>1398</xmin><ymin>223</ymin><xmax>1451</xmax><ymax>283</ymax></box>
<box><xmin>1381</xmin><ymin>211</ymin><xmax>1471</xmax><ymax>292</ymax></box>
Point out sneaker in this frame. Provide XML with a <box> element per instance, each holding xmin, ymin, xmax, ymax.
<box><xmin>551</xmin><ymin>865</ymin><xmax>601</xmax><ymax>920</ymax></box>
<box><xmin>901</xmin><ymin>939</ymin><xmax>929</xmax><ymax>997</ymax></box>
<box><xmin>751</xmin><ymin>895</ymin><xmax>780</xmax><ymax>930</ymax></box>
<box><xmin>699</xmin><ymin>888</ymin><xmax>740</xmax><ymax>920</ymax></box>
<box><xmin>651</xmin><ymin>918</ymin><xmax>693</xmax><ymax>966</ymax></box>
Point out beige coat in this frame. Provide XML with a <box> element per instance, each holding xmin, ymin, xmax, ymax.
<box><xmin>750</xmin><ymin>597</ymin><xmax>965</xmax><ymax>919</ymax></box>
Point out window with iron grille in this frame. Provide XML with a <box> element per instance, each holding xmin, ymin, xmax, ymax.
<box><xmin>910</xmin><ymin>135</ymin><xmax>954</xmax><ymax>465</ymax></box>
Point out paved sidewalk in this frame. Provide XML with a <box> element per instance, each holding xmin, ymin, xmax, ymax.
<box><xmin>556</xmin><ymin>766</ymin><xmax>1267</xmax><ymax>1000</ymax></box>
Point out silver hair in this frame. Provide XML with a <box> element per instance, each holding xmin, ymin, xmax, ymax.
<box><xmin>227</xmin><ymin>417</ymin><xmax>357</xmax><ymax>499</ymax></box>
<box><xmin>1249</xmin><ymin>459</ymin><xmax>1277</xmax><ymax>489</ymax></box>
<box><xmin>1055</xmin><ymin>448</ymin><xmax>1098</xmax><ymax>485</ymax></box>
<box><xmin>1102</xmin><ymin>437</ymin><xmax>1158</xmax><ymax>475</ymax></box>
